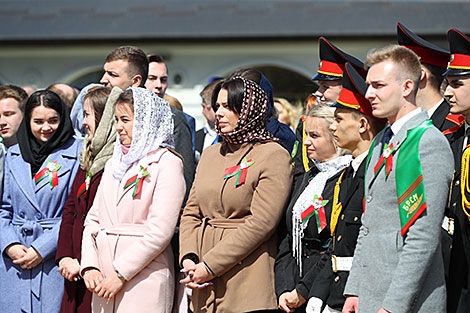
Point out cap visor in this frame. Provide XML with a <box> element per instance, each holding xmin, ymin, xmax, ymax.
<box><xmin>331</xmin><ymin>101</ymin><xmax>346</xmax><ymax>108</ymax></box>
<box><xmin>312</xmin><ymin>72</ymin><xmax>342</xmax><ymax>81</ymax></box>
<box><xmin>444</xmin><ymin>68</ymin><xmax>470</xmax><ymax>76</ymax></box>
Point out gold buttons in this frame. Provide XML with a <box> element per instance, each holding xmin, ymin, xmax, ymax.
<box><xmin>337</xmin><ymin>235</ymin><xmax>342</xmax><ymax>242</ymax></box>
<box><xmin>341</xmin><ymin>214</ymin><xmax>345</xmax><ymax>220</ymax></box>
<box><xmin>354</xmin><ymin>216</ymin><xmax>359</xmax><ymax>222</ymax></box>
<box><xmin>334</xmin><ymin>276</ymin><xmax>340</xmax><ymax>283</ymax></box>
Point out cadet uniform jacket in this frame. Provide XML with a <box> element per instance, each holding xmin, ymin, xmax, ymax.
<box><xmin>443</xmin><ymin>124</ymin><xmax>470</xmax><ymax>313</ymax></box>
<box><xmin>308</xmin><ymin>161</ymin><xmax>365</xmax><ymax>310</ymax></box>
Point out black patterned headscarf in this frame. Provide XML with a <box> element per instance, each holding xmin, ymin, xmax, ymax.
<box><xmin>215</xmin><ymin>77</ymin><xmax>279</xmax><ymax>145</ymax></box>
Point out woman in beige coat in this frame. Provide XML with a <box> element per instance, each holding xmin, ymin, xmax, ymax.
<box><xmin>179</xmin><ymin>77</ymin><xmax>293</xmax><ymax>313</ymax></box>
<box><xmin>80</xmin><ymin>88</ymin><xmax>185</xmax><ymax>313</ymax></box>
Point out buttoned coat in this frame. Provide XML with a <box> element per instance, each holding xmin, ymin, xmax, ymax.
<box><xmin>80</xmin><ymin>148</ymin><xmax>185</xmax><ymax>313</ymax></box>
<box><xmin>56</xmin><ymin>168</ymin><xmax>104</xmax><ymax>313</ymax></box>
<box><xmin>0</xmin><ymin>138</ymin><xmax>81</xmax><ymax>313</ymax></box>
<box><xmin>179</xmin><ymin>141</ymin><xmax>293</xmax><ymax>313</ymax></box>
<box><xmin>308</xmin><ymin>161</ymin><xmax>365</xmax><ymax>310</ymax></box>
<box><xmin>344</xmin><ymin>110</ymin><xmax>453</xmax><ymax>313</ymax></box>
<box><xmin>443</xmin><ymin>123</ymin><xmax>470</xmax><ymax>313</ymax></box>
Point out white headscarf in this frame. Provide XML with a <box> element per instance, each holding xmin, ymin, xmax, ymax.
<box><xmin>112</xmin><ymin>87</ymin><xmax>174</xmax><ymax>181</ymax></box>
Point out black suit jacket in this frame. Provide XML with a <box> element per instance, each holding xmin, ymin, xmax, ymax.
<box><xmin>195</xmin><ymin>128</ymin><xmax>205</xmax><ymax>156</ymax></box>
<box><xmin>195</xmin><ymin>128</ymin><xmax>222</xmax><ymax>161</ymax></box>
<box><xmin>171</xmin><ymin>107</ymin><xmax>195</xmax><ymax>205</ymax></box>
<box><xmin>308</xmin><ymin>161</ymin><xmax>365</xmax><ymax>310</ymax></box>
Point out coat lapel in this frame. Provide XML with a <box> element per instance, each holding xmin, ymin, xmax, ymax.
<box><xmin>340</xmin><ymin>162</ymin><xmax>365</xmax><ymax>209</ymax></box>
<box><xmin>366</xmin><ymin>131</ymin><xmax>386</xmax><ymax>189</ymax></box>
<box><xmin>33</xmin><ymin>152</ymin><xmax>74</xmax><ymax>192</ymax></box>
<box><xmin>9</xmin><ymin>149</ymin><xmax>40</xmax><ymax>210</ymax></box>
<box><xmin>287</xmin><ymin>168</ymin><xmax>317</xmax><ymax>215</ymax></box>
<box><xmin>117</xmin><ymin>166</ymin><xmax>140</xmax><ymax>206</ymax></box>
<box><xmin>115</xmin><ymin>149</ymin><xmax>166</xmax><ymax>206</ymax></box>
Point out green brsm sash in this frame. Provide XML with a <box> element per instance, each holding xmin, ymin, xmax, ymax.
<box><xmin>366</xmin><ymin>120</ymin><xmax>432</xmax><ymax>236</ymax></box>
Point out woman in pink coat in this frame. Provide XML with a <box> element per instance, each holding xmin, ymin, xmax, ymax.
<box><xmin>80</xmin><ymin>87</ymin><xmax>185</xmax><ymax>313</ymax></box>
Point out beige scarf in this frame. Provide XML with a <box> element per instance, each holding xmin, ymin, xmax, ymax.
<box><xmin>78</xmin><ymin>87</ymin><xmax>122</xmax><ymax>176</ymax></box>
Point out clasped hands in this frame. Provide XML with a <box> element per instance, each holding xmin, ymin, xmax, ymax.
<box><xmin>278</xmin><ymin>289</ymin><xmax>306</xmax><ymax>313</ymax></box>
<box><xmin>179</xmin><ymin>259</ymin><xmax>214</xmax><ymax>289</ymax></box>
<box><xmin>5</xmin><ymin>244</ymin><xmax>42</xmax><ymax>270</ymax></box>
<box><xmin>83</xmin><ymin>268</ymin><xmax>125</xmax><ymax>300</ymax></box>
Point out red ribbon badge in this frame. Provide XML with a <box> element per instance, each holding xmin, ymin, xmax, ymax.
<box><xmin>374</xmin><ymin>143</ymin><xmax>395</xmax><ymax>178</ymax></box>
<box><xmin>77</xmin><ymin>173</ymin><xmax>92</xmax><ymax>199</ymax></box>
<box><xmin>34</xmin><ymin>161</ymin><xmax>61</xmax><ymax>189</ymax></box>
<box><xmin>124</xmin><ymin>166</ymin><xmax>149</xmax><ymax>197</ymax></box>
<box><xmin>301</xmin><ymin>194</ymin><xmax>328</xmax><ymax>233</ymax></box>
<box><xmin>224</xmin><ymin>157</ymin><xmax>255</xmax><ymax>186</ymax></box>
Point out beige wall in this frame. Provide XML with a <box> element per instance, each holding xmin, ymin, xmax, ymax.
<box><xmin>0</xmin><ymin>37</ymin><xmax>448</xmax><ymax>127</ymax></box>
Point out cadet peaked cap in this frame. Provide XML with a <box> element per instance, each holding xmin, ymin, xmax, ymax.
<box><xmin>397</xmin><ymin>23</ymin><xmax>449</xmax><ymax>69</ymax></box>
<box><xmin>332</xmin><ymin>63</ymin><xmax>387</xmax><ymax>122</ymax></box>
<box><xmin>313</xmin><ymin>37</ymin><xmax>366</xmax><ymax>81</ymax></box>
<box><xmin>445</xmin><ymin>29</ymin><xmax>470</xmax><ymax>76</ymax></box>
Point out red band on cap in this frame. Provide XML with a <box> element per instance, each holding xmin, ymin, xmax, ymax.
<box><xmin>403</xmin><ymin>45</ymin><xmax>448</xmax><ymax>68</ymax></box>
<box><xmin>317</xmin><ymin>60</ymin><xmax>344</xmax><ymax>77</ymax></box>
<box><xmin>336</xmin><ymin>88</ymin><xmax>371</xmax><ymax>115</ymax></box>
<box><xmin>449</xmin><ymin>53</ymin><xmax>470</xmax><ymax>69</ymax></box>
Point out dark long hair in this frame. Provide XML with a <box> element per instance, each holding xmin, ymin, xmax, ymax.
<box><xmin>17</xmin><ymin>89</ymin><xmax>75</xmax><ymax>174</ymax></box>
<box><xmin>211</xmin><ymin>78</ymin><xmax>245</xmax><ymax>115</ymax></box>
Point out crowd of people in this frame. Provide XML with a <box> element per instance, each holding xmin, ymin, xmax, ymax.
<box><xmin>0</xmin><ymin>22</ymin><xmax>468</xmax><ymax>313</ymax></box>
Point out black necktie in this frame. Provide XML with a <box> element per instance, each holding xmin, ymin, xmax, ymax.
<box><xmin>342</xmin><ymin>165</ymin><xmax>355</xmax><ymax>192</ymax></box>
<box><xmin>381</xmin><ymin>126</ymin><xmax>393</xmax><ymax>153</ymax></box>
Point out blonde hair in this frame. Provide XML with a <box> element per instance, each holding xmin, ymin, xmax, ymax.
<box><xmin>163</xmin><ymin>94</ymin><xmax>183</xmax><ymax>111</ymax></box>
<box><xmin>306</xmin><ymin>104</ymin><xmax>349</xmax><ymax>156</ymax></box>
<box><xmin>273</xmin><ymin>97</ymin><xmax>302</xmax><ymax>128</ymax></box>
<box><xmin>366</xmin><ymin>45</ymin><xmax>421</xmax><ymax>95</ymax></box>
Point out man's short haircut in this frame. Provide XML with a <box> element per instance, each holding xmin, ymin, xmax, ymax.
<box><xmin>422</xmin><ymin>63</ymin><xmax>446</xmax><ymax>91</ymax></box>
<box><xmin>46</xmin><ymin>83</ymin><xmax>78</xmax><ymax>111</ymax></box>
<box><xmin>147</xmin><ymin>54</ymin><xmax>164</xmax><ymax>64</ymax></box>
<box><xmin>0</xmin><ymin>85</ymin><xmax>28</xmax><ymax>112</ymax></box>
<box><xmin>200</xmin><ymin>79</ymin><xmax>223</xmax><ymax>106</ymax></box>
<box><xmin>147</xmin><ymin>54</ymin><xmax>168</xmax><ymax>73</ymax></box>
<box><xmin>106</xmin><ymin>46</ymin><xmax>149</xmax><ymax>86</ymax></box>
<box><xmin>350</xmin><ymin>109</ymin><xmax>387</xmax><ymax>136</ymax></box>
<box><xmin>366</xmin><ymin>45</ymin><xmax>422</xmax><ymax>95</ymax></box>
